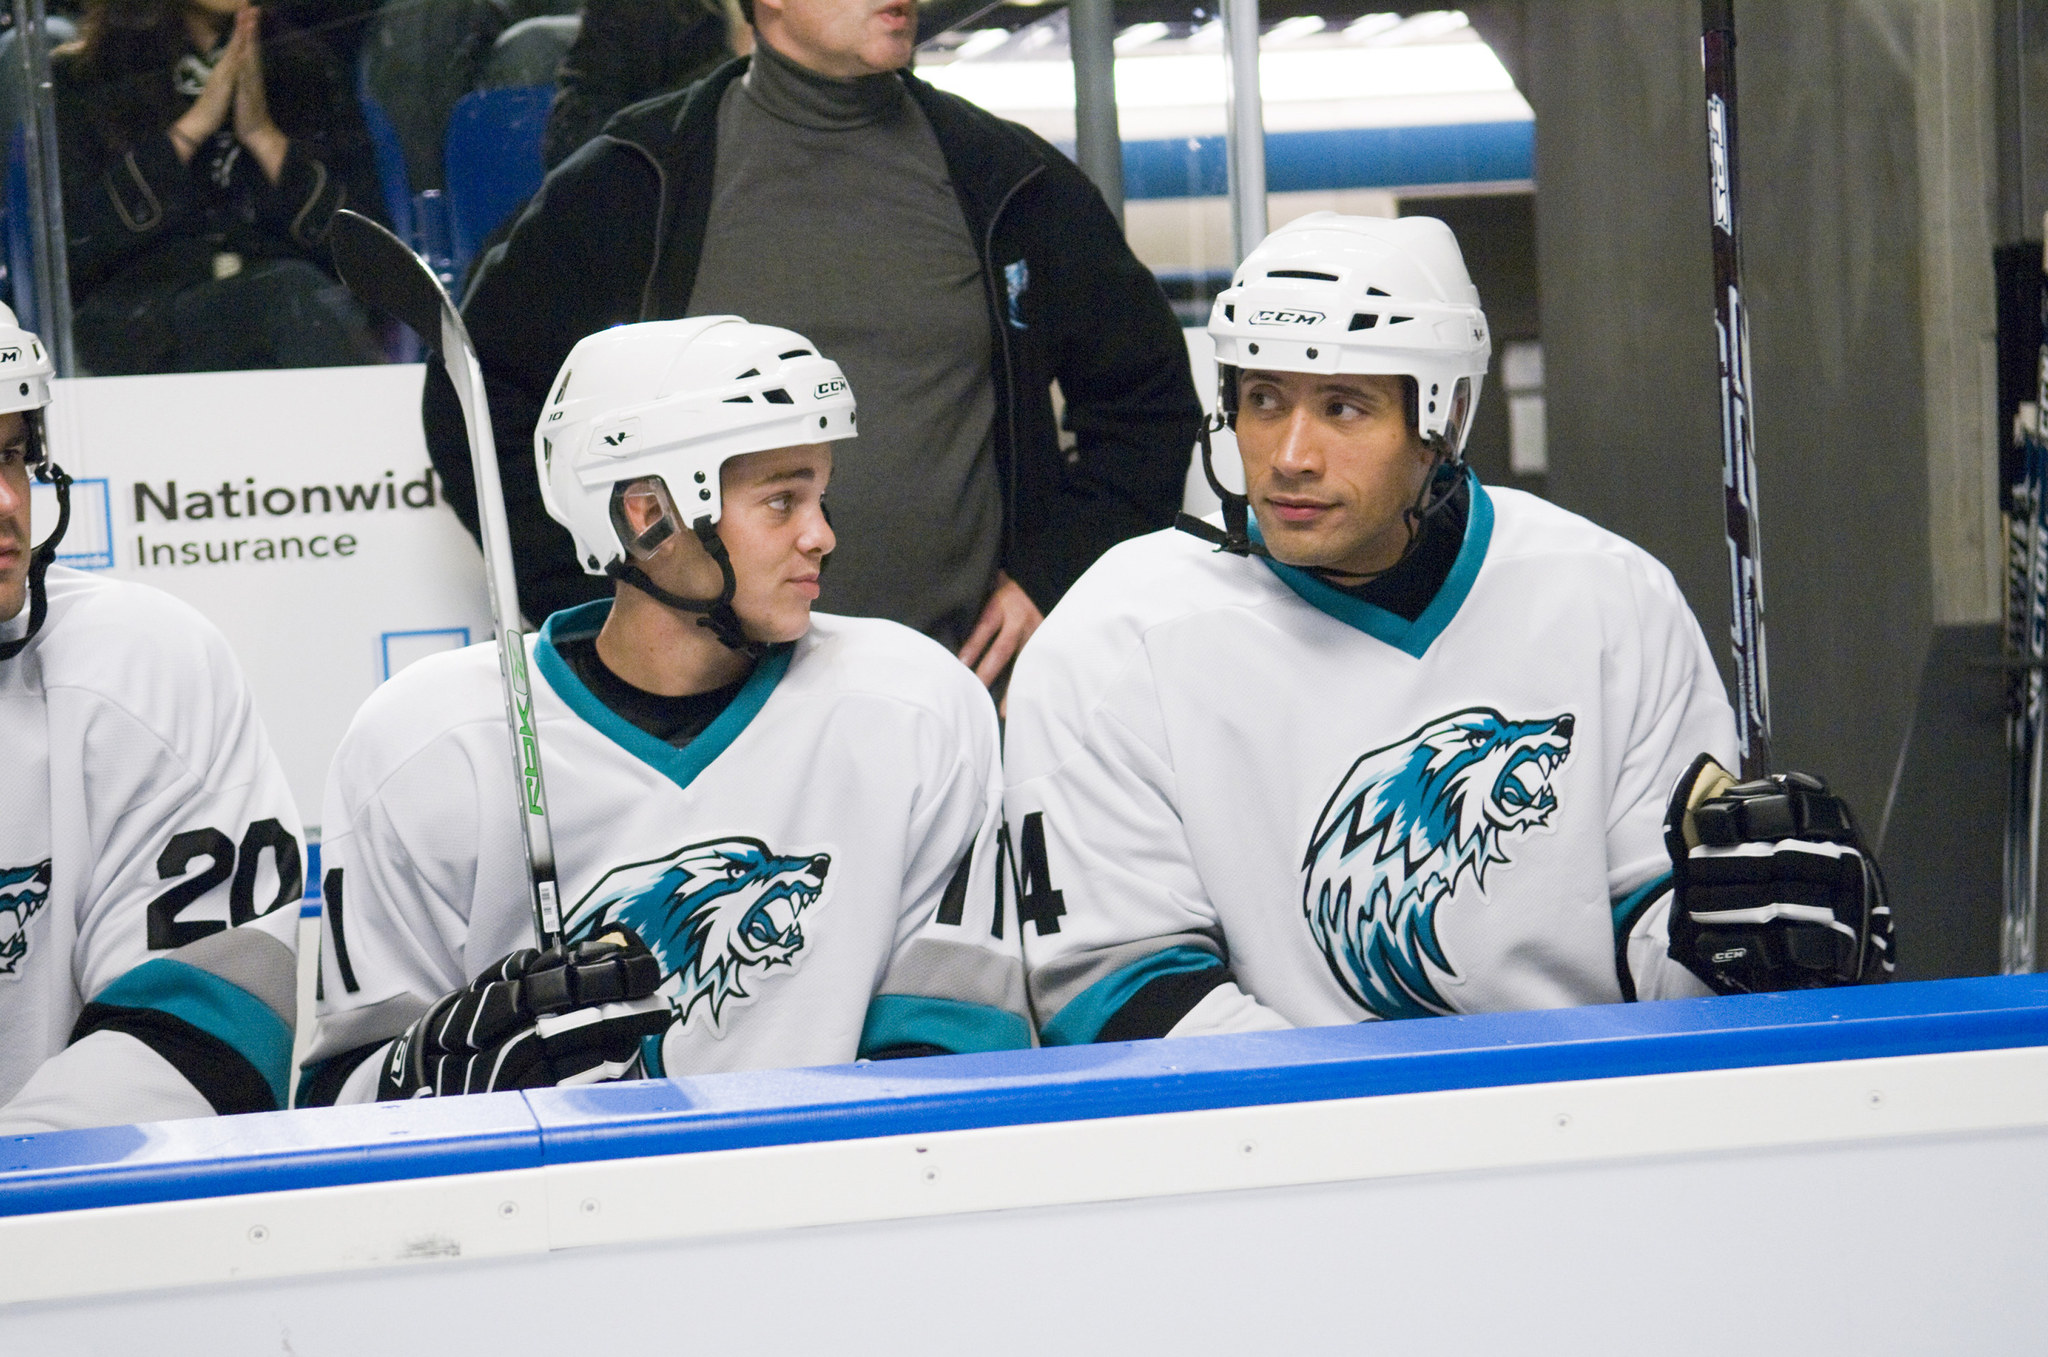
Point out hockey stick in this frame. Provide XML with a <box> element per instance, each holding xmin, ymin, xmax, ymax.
<box><xmin>1701</xmin><ymin>0</ymin><xmax>1772</xmax><ymax>780</ymax></box>
<box><xmin>2003</xmin><ymin>420</ymin><xmax>2034</xmax><ymax>972</ymax></box>
<box><xmin>2008</xmin><ymin>224</ymin><xmax>2048</xmax><ymax>975</ymax></box>
<box><xmin>329</xmin><ymin>209</ymin><xmax>565</xmax><ymax>951</ymax></box>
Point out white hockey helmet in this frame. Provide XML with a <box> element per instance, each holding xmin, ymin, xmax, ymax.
<box><xmin>0</xmin><ymin>300</ymin><xmax>63</xmax><ymax>663</ymax></box>
<box><xmin>536</xmin><ymin>316</ymin><xmax>856</xmax><ymax>578</ymax></box>
<box><xmin>1208</xmin><ymin>212</ymin><xmax>1490</xmax><ymax>456</ymax></box>
<box><xmin>0</xmin><ymin>301</ymin><xmax>53</xmax><ymax>417</ymax></box>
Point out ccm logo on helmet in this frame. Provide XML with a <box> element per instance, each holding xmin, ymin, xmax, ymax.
<box><xmin>0</xmin><ymin>348</ymin><xmax>19</xmax><ymax>365</ymax></box>
<box><xmin>814</xmin><ymin>379</ymin><xmax>848</xmax><ymax>398</ymax></box>
<box><xmin>1249</xmin><ymin>309</ymin><xmax>1325</xmax><ymax>327</ymax></box>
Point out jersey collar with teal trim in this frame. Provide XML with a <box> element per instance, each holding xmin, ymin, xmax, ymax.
<box><xmin>1251</xmin><ymin>469</ymin><xmax>1494</xmax><ymax>660</ymax></box>
<box><xmin>533</xmin><ymin>599</ymin><xmax>792</xmax><ymax>792</ymax></box>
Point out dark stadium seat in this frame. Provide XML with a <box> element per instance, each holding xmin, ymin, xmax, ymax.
<box><xmin>442</xmin><ymin>84</ymin><xmax>553</xmax><ymax>282</ymax></box>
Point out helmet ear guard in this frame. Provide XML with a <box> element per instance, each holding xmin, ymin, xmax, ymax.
<box><xmin>1443</xmin><ymin>376</ymin><xmax>1474</xmax><ymax>455</ymax></box>
<box><xmin>610</xmin><ymin>477</ymin><xmax>682</xmax><ymax>561</ymax></box>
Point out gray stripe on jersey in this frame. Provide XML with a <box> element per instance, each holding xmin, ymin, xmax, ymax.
<box><xmin>166</xmin><ymin>927</ymin><xmax>298</xmax><ymax>1029</ymax></box>
<box><xmin>303</xmin><ymin>992</ymin><xmax>431</xmax><ymax>1068</ymax></box>
<box><xmin>878</xmin><ymin>939</ymin><xmax>1026</xmax><ymax>1016</ymax></box>
<box><xmin>1029</xmin><ymin>933</ymin><xmax>1224</xmax><ymax>1019</ymax></box>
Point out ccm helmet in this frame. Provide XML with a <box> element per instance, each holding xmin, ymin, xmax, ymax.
<box><xmin>0</xmin><ymin>301</ymin><xmax>64</xmax><ymax>664</ymax></box>
<box><xmin>1208</xmin><ymin>212</ymin><xmax>1490</xmax><ymax>452</ymax></box>
<box><xmin>535</xmin><ymin>317</ymin><xmax>855</xmax><ymax>651</ymax></box>
<box><xmin>1180</xmin><ymin>214</ymin><xmax>1491</xmax><ymax>574</ymax></box>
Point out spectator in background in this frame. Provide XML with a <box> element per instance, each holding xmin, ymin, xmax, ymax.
<box><xmin>54</xmin><ymin>0</ymin><xmax>385</xmax><ymax>375</ymax></box>
<box><xmin>541</xmin><ymin>0</ymin><xmax>747</xmax><ymax>170</ymax></box>
<box><xmin>427</xmin><ymin>0</ymin><xmax>1199</xmax><ymax>687</ymax></box>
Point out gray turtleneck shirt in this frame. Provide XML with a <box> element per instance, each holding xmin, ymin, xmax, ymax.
<box><xmin>687</xmin><ymin>41</ymin><xmax>1001</xmax><ymax>650</ymax></box>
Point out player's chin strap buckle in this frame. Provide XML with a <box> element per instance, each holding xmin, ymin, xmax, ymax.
<box><xmin>1173</xmin><ymin>414</ymin><xmax>1272</xmax><ymax>560</ymax></box>
<box><xmin>606</xmin><ymin>516</ymin><xmax>766</xmax><ymax>659</ymax></box>
<box><xmin>0</xmin><ymin>439</ymin><xmax>68</xmax><ymax>665</ymax></box>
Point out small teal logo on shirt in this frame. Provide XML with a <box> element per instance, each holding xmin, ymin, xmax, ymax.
<box><xmin>1004</xmin><ymin>259</ymin><xmax>1029</xmax><ymax>329</ymax></box>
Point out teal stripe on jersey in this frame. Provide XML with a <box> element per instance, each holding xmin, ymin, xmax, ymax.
<box><xmin>1040</xmin><ymin>946</ymin><xmax>1224</xmax><ymax>1047</ymax></box>
<box><xmin>859</xmin><ymin>994</ymin><xmax>1033</xmax><ymax>1057</ymax></box>
<box><xmin>1256</xmin><ymin>469</ymin><xmax>1495</xmax><ymax>659</ymax></box>
<box><xmin>1610</xmin><ymin>871</ymin><xmax>1674</xmax><ymax>1002</ymax></box>
<box><xmin>534</xmin><ymin>600</ymin><xmax>793</xmax><ymax>793</ymax></box>
<box><xmin>1612</xmin><ymin>872</ymin><xmax>1674</xmax><ymax>938</ymax></box>
<box><xmin>92</xmin><ymin>958</ymin><xmax>294</xmax><ymax>1110</ymax></box>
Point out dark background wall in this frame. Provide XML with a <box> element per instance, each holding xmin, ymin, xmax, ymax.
<box><xmin>1471</xmin><ymin>1</ymin><xmax>2026</xmax><ymax>977</ymax></box>
<box><xmin>1399</xmin><ymin>193</ymin><xmax>1543</xmax><ymax>497</ymax></box>
<box><xmin>1514</xmin><ymin>0</ymin><xmax>1930</xmax><ymax>834</ymax></box>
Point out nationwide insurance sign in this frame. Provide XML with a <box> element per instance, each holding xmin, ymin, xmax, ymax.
<box><xmin>31</xmin><ymin>365</ymin><xmax>493</xmax><ymax>822</ymax></box>
<box><xmin>129</xmin><ymin>465</ymin><xmax>442</xmax><ymax>568</ymax></box>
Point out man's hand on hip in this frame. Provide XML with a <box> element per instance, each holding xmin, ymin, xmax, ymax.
<box><xmin>958</xmin><ymin>570</ymin><xmax>1043</xmax><ymax>689</ymax></box>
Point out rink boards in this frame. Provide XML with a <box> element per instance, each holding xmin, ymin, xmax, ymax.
<box><xmin>3</xmin><ymin>976</ymin><xmax>2047</xmax><ymax>1355</ymax></box>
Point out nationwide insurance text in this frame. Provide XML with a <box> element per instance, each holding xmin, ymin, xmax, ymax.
<box><xmin>130</xmin><ymin>468</ymin><xmax>442</xmax><ymax>567</ymax></box>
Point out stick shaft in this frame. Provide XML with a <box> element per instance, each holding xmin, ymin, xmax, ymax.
<box><xmin>2004</xmin><ymin>445</ymin><xmax>2032</xmax><ymax>969</ymax></box>
<box><xmin>326</xmin><ymin>211</ymin><xmax>563</xmax><ymax>948</ymax></box>
<box><xmin>1702</xmin><ymin>0</ymin><xmax>1773</xmax><ymax>780</ymax></box>
<box><xmin>2009</xmin><ymin>226</ymin><xmax>2048</xmax><ymax>974</ymax></box>
<box><xmin>441</xmin><ymin>307</ymin><xmax>563</xmax><ymax>948</ymax></box>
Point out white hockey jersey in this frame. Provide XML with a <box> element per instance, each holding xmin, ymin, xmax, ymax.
<box><xmin>0</xmin><ymin>568</ymin><xmax>303</xmax><ymax>1133</ymax></box>
<box><xmin>1003</xmin><ymin>477</ymin><xmax>1735</xmax><ymax>1044</ymax></box>
<box><xmin>304</xmin><ymin>601</ymin><xmax>1026</xmax><ymax>1101</ymax></box>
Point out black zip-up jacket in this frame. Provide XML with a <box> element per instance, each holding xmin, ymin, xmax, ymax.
<box><xmin>423</xmin><ymin>55</ymin><xmax>1201</xmax><ymax>625</ymax></box>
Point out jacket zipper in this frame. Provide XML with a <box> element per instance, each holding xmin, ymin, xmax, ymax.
<box><xmin>982</xmin><ymin>162</ymin><xmax>1043</xmax><ymax>577</ymax></box>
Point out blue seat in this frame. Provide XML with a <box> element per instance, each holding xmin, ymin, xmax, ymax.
<box><xmin>0</xmin><ymin>18</ymin><xmax>77</xmax><ymax>332</ymax></box>
<box><xmin>356</xmin><ymin>80</ymin><xmax>417</xmax><ymax>250</ymax></box>
<box><xmin>355</xmin><ymin>53</ymin><xmax>449</xmax><ymax>361</ymax></box>
<box><xmin>442</xmin><ymin>84</ymin><xmax>552</xmax><ymax>284</ymax></box>
<box><xmin>4</xmin><ymin>130</ymin><xmax>34</xmax><ymax>333</ymax></box>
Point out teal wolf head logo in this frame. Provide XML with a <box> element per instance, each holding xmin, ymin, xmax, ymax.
<box><xmin>565</xmin><ymin>838</ymin><xmax>830</xmax><ymax>1031</ymax></box>
<box><xmin>1303</xmin><ymin>709</ymin><xmax>1574</xmax><ymax>1019</ymax></box>
<box><xmin>0</xmin><ymin>859</ymin><xmax>52</xmax><ymax>976</ymax></box>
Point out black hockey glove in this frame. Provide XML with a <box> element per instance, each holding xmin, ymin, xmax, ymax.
<box><xmin>1663</xmin><ymin>754</ymin><xmax>1894</xmax><ymax>995</ymax></box>
<box><xmin>377</xmin><ymin>933</ymin><xmax>674</xmax><ymax>1098</ymax></box>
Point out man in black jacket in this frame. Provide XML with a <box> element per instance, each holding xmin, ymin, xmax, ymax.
<box><xmin>423</xmin><ymin>0</ymin><xmax>1199</xmax><ymax>684</ymax></box>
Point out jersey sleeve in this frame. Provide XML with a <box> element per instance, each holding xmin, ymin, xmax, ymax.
<box><xmin>1003</xmin><ymin>625</ymin><xmax>1287</xmax><ymax>1045</ymax></box>
<box><xmin>1</xmin><ymin>615</ymin><xmax>304</xmax><ymax>1130</ymax></box>
<box><xmin>1604</xmin><ymin>553</ymin><xmax>1735</xmax><ymax>1003</ymax></box>
<box><xmin>858</xmin><ymin>677</ymin><xmax>1033</xmax><ymax>1058</ymax></box>
<box><xmin>298</xmin><ymin>719</ymin><xmax>491</xmax><ymax>1105</ymax></box>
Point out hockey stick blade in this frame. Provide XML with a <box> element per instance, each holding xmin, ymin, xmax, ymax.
<box><xmin>327</xmin><ymin>209</ymin><xmax>567</xmax><ymax>950</ymax></box>
<box><xmin>328</xmin><ymin>210</ymin><xmax>447</xmax><ymax>354</ymax></box>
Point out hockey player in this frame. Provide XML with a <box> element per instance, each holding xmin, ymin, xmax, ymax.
<box><xmin>0</xmin><ymin>305</ymin><xmax>304</xmax><ymax>1133</ymax></box>
<box><xmin>300</xmin><ymin>317</ymin><xmax>1027</xmax><ymax>1103</ymax></box>
<box><xmin>1002</xmin><ymin>214</ymin><xmax>1890</xmax><ymax>1043</ymax></box>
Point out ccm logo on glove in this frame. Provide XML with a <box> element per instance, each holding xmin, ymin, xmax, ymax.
<box><xmin>1663</xmin><ymin>753</ymin><xmax>1894</xmax><ymax>995</ymax></box>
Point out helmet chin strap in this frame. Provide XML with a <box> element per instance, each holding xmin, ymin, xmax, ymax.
<box><xmin>1172</xmin><ymin>409</ymin><xmax>1463</xmax><ymax>588</ymax></box>
<box><xmin>605</xmin><ymin>516</ymin><xmax>766</xmax><ymax>659</ymax></box>
<box><xmin>1173</xmin><ymin>413</ymin><xmax>1272</xmax><ymax>561</ymax></box>
<box><xmin>1</xmin><ymin>420</ymin><xmax>69</xmax><ymax>665</ymax></box>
